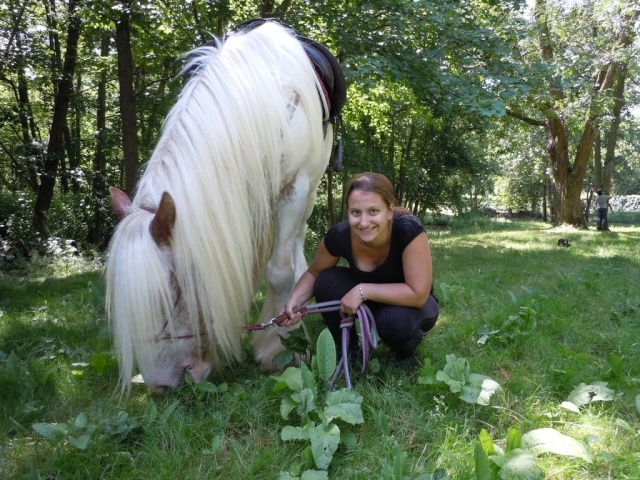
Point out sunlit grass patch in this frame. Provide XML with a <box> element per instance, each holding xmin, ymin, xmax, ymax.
<box><xmin>1</xmin><ymin>222</ymin><xmax>639</xmax><ymax>478</ymax></box>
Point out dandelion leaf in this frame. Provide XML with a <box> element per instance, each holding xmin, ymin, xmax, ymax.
<box><xmin>316</xmin><ymin>329</ymin><xmax>336</xmax><ymax>382</ymax></box>
<box><xmin>490</xmin><ymin>449</ymin><xmax>542</xmax><ymax>479</ymax></box>
<box><xmin>308</xmin><ymin>423</ymin><xmax>340</xmax><ymax>470</ymax></box>
<box><xmin>323</xmin><ymin>389</ymin><xmax>364</xmax><ymax>424</ymax></box>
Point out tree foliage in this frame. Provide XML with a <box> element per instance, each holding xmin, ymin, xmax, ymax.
<box><xmin>504</xmin><ymin>0</ymin><xmax>640</xmax><ymax>226</ymax></box>
<box><xmin>0</xmin><ymin>0</ymin><xmax>639</xmax><ymax>265</ymax></box>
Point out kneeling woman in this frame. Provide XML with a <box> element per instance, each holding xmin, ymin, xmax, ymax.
<box><xmin>277</xmin><ymin>172</ymin><xmax>439</xmax><ymax>367</ymax></box>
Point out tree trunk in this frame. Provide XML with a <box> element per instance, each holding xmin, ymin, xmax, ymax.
<box><xmin>387</xmin><ymin>116</ymin><xmax>396</xmax><ymax>190</ymax></box>
<box><xmin>44</xmin><ymin>0</ymin><xmax>62</xmax><ymax>96</ymax></box>
<box><xmin>396</xmin><ymin>121</ymin><xmax>415</xmax><ymax>206</ymax></box>
<box><xmin>593</xmin><ymin>127</ymin><xmax>603</xmax><ymax>191</ymax></box>
<box><xmin>69</xmin><ymin>72</ymin><xmax>82</xmax><ymax>193</ymax></box>
<box><xmin>602</xmin><ymin>63</ymin><xmax>628</xmax><ymax>194</ymax></box>
<box><xmin>260</xmin><ymin>0</ymin><xmax>292</xmax><ymax>17</ymax></box>
<box><xmin>34</xmin><ymin>0</ymin><xmax>81</xmax><ymax>235</ymax></box>
<box><xmin>542</xmin><ymin>179</ymin><xmax>548</xmax><ymax>222</ymax></box>
<box><xmin>260</xmin><ymin>0</ymin><xmax>276</xmax><ymax>17</ymax></box>
<box><xmin>534</xmin><ymin>0</ymin><xmax>638</xmax><ymax>228</ymax></box>
<box><xmin>60</xmin><ymin>126</ymin><xmax>69</xmax><ymax>193</ymax></box>
<box><xmin>191</xmin><ymin>0</ymin><xmax>209</xmax><ymax>44</ymax></box>
<box><xmin>0</xmin><ymin>0</ymin><xmax>28</xmax><ymax>76</ymax></box>
<box><xmin>115</xmin><ymin>1</ymin><xmax>140</xmax><ymax>196</ymax></box>
<box><xmin>543</xmin><ymin>115</ymin><xmax>571</xmax><ymax>225</ymax></box>
<box><xmin>91</xmin><ymin>34</ymin><xmax>110</xmax><ymax>247</ymax></box>
<box><xmin>16</xmin><ymin>36</ymin><xmax>41</xmax><ymax>193</ymax></box>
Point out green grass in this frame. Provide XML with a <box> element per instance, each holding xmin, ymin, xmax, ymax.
<box><xmin>1</xmin><ymin>219</ymin><xmax>639</xmax><ymax>479</ymax></box>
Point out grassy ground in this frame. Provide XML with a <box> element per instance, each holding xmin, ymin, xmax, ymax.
<box><xmin>1</xmin><ymin>214</ymin><xmax>639</xmax><ymax>479</ymax></box>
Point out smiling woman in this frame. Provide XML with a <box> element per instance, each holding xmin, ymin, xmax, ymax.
<box><xmin>278</xmin><ymin>172</ymin><xmax>440</xmax><ymax>369</ymax></box>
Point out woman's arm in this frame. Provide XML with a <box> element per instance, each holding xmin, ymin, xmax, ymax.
<box><xmin>277</xmin><ymin>240</ymin><xmax>339</xmax><ymax>326</ymax></box>
<box><xmin>341</xmin><ymin>232</ymin><xmax>433</xmax><ymax>314</ymax></box>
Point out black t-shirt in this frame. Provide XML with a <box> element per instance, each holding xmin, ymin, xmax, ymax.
<box><xmin>323</xmin><ymin>213</ymin><xmax>425</xmax><ymax>284</ymax></box>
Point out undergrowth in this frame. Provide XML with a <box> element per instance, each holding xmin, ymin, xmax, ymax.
<box><xmin>1</xmin><ymin>219</ymin><xmax>639</xmax><ymax>479</ymax></box>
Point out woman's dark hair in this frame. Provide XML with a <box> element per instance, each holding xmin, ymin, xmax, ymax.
<box><xmin>343</xmin><ymin>172</ymin><xmax>410</xmax><ymax>214</ymax></box>
<box><xmin>597</xmin><ymin>189</ymin><xmax>603</xmax><ymax>195</ymax></box>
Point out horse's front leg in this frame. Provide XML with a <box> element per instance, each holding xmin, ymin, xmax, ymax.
<box><xmin>251</xmin><ymin>174</ymin><xmax>314</xmax><ymax>369</ymax></box>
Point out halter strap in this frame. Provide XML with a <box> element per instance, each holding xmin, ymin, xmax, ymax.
<box><xmin>155</xmin><ymin>320</ymin><xmax>207</xmax><ymax>341</ymax></box>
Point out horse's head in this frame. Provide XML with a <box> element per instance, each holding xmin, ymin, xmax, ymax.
<box><xmin>108</xmin><ymin>187</ymin><xmax>213</xmax><ymax>394</ymax></box>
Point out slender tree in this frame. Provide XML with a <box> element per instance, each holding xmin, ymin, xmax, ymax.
<box><xmin>115</xmin><ymin>0</ymin><xmax>139</xmax><ymax>196</ymax></box>
<box><xmin>34</xmin><ymin>0</ymin><xmax>82</xmax><ymax>234</ymax></box>
<box><xmin>598</xmin><ymin>62</ymin><xmax>630</xmax><ymax>193</ymax></box>
<box><xmin>90</xmin><ymin>33</ymin><xmax>110</xmax><ymax>246</ymax></box>
<box><xmin>0</xmin><ymin>0</ymin><xmax>28</xmax><ymax>77</ymax></box>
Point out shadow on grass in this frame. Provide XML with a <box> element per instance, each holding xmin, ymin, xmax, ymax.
<box><xmin>0</xmin><ymin>269</ymin><xmax>115</xmax><ymax>438</ymax></box>
<box><xmin>607</xmin><ymin>211</ymin><xmax>640</xmax><ymax>225</ymax></box>
<box><xmin>0</xmin><ymin>270</ymin><xmax>103</xmax><ymax>310</ymax></box>
<box><xmin>0</xmin><ymin>269</ymin><xmax>106</xmax><ymax>358</ymax></box>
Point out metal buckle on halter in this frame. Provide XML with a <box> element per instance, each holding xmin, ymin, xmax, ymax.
<box><xmin>155</xmin><ymin>320</ymin><xmax>207</xmax><ymax>341</ymax></box>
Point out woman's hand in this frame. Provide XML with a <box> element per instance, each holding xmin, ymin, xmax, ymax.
<box><xmin>276</xmin><ymin>298</ymin><xmax>304</xmax><ymax>327</ymax></box>
<box><xmin>341</xmin><ymin>286</ymin><xmax>364</xmax><ymax>317</ymax></box>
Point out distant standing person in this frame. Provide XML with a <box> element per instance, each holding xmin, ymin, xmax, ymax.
<box><xmin>277</xmin><ymin>172</ymin><xmax>439</xmax><ymax>369</ymax></box>
<box><xmin>594</xmin><ymin>188</ymin><xmax>613</xmax><ymax>231</ymax></box>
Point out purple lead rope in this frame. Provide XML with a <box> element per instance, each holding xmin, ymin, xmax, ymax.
<box><xmin>243</xmin><ymin>300</ymin><xmax>344</xmax><ymax>330</ymax></box>
<box><xmin>328</xmin><ymin>303</ymin><xmax>378</xmax><ymax>390</ymax></box>
<box><xmin>244</xmin><ymin>300</ymin><xmax>378</xmax><ymax>389</ymax></box>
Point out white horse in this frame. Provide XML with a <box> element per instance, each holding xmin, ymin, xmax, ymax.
<box><xmin>106</xmin><ymin>20</ymin><xmax>336</xmax><ymax>393</ymax></box>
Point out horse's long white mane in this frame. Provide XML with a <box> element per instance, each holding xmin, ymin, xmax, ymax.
<box><xmin>106</xmin><ymin>21</ymin><xmax>326</xmax><ymax>387</ymax></box>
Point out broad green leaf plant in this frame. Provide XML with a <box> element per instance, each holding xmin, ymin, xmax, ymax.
<box><xmin>418</xmin><ymin>354</ymin><xmax>502</xmax><ymax>405</ymax></box>
<box><xmin>272</xmin><ymin>329</ymin><xmax>364</xmax><ymax>478</ymax></box>
<box><xmin>32</xmin><ymin>410</ymin><xmax>139</xmax><ymax>451</ymax></box>
<box><xmin>477</xmin><ymin>293</ymin><xmax>542</xmax><ymax>346</ymax></box>
<box><xmin>473</xmin><ymin>427</ymin><xmax>592</xmax><ymax>479</ymax></box>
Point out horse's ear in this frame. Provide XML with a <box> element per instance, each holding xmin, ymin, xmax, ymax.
<box><xmin>109</xmin><ymin>187</ymin><xmax>132</xmax><ymax>219</ymax></box>
<box><xmin>150</xmin><ymin>192</ymin><xmax>176</xmax><ymax>248</ymax></box>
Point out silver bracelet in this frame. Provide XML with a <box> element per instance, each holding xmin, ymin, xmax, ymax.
<box><xmin>359</xmin><ymin>283</ymin><xmax>367</xmax><ymax>302</ymax></box>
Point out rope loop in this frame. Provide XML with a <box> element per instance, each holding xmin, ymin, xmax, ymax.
<box><xmin>328</xmin><ymin>304</ymin><xmax>378</xmax><ymax>390</ymax></box>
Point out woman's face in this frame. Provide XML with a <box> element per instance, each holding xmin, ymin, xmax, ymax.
<box><xmin>347</xmin><ymin>190</ymin><xmax>393</xmax><ymax>245</ymax></box>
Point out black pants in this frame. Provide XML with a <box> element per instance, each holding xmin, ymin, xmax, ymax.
<box><xmin>597</xmin><ymin>207</ymin><xmax>608</xmax><ymax>230</ymax></box>
<box><xmin>313</xmin><ymin>266</ymin><xmax>439</xmax><ymax>356</ymax></box>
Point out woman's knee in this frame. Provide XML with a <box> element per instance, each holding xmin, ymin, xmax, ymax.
<box><xmin>374</xmin><ymin>300</ymin><xmax>438</xmax><ymax>344</ymax></box>
<box><xmin>373</xmin><ymin>306</ymin><xmax>420</xmax><ymax>344</ymax></box>
<box><xmin>313</xmin><ymin>266</ymin><xmax>358</xmax><ymax>302</ymax></box>
<box><xmin>421</xmin><ymin>295</ymin><xmax>439</xmax><ymax>333</ymax></box>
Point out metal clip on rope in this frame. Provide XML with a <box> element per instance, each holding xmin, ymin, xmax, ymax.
<box><xmin>242</xmin><ymin>300</ymin><xmax>344</xmax><ymax>330</ymax></box>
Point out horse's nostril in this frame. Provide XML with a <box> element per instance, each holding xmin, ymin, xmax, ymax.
<box><xmin>153</xmin><ymin>384</ymin><xmax>171</xmax><ymax>395</ymax></box>
<box><xmin>183</xmin><ymin>361</ymin><xmax>212</xmax><ymax>384</ymax></box>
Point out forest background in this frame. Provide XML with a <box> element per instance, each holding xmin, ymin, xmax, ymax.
<box><xmin>2</xmin><ymin>1</ymin><xmax>640</xmax><ymax>478</ymax></box>
<box><xmin>0</xmin><ymin>0</ymin><xmax>639</xmax><ymax>263</ymax></box>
